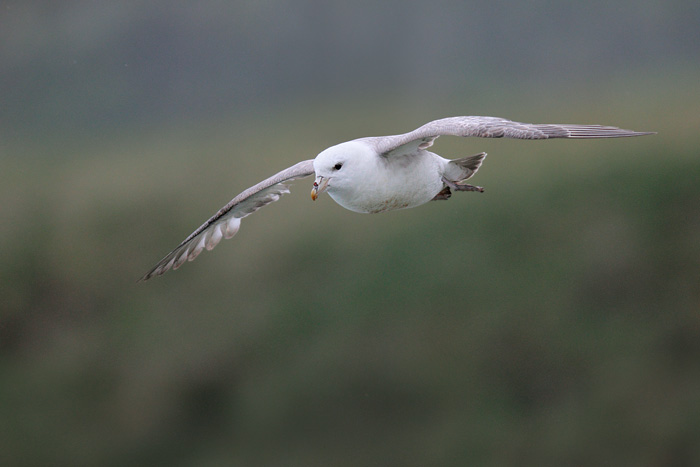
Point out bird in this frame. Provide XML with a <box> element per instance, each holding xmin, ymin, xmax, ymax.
<box><xmin>139</xmin><ymin>115</ymin><xmax>654</xmax><ymax>281</ymax></box>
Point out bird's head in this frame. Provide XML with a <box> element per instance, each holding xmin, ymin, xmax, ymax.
<box><xmin>311</xmin><ymin>141</ymin><xmax>373</xmax><ymax>201</ymax></box>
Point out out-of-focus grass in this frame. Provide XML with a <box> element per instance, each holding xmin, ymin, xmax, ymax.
<box><xmin>1</xmin><ymin>81</ymin><xmax>699</xmax><ymax>466</ymax></box>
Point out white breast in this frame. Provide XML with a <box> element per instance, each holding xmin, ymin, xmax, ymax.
<box><xmin>329</xmin><ymin>151</ymin><xmax>445</xmax><ymax>214</ymax></box>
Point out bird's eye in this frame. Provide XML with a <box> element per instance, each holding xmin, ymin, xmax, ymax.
<box><xmin>333</xmin><ymin>163</ymin><xmax>343</xmax><ymax>171</ymax></box>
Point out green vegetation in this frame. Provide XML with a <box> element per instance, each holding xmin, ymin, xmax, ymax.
<box><xmin>1</xmin><ymin>83</ymin><xmax>698</xmax><ymax>466</ymax></box>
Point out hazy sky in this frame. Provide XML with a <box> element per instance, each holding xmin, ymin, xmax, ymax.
<box><xmin>2</xmin><ymin>1</ymin><xmax>697</xmax><ymax>134</ymax></box>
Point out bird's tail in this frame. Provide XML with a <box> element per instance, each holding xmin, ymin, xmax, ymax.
<box><xmin>445</xmin><ymin>152</ymin><xmax>487</xmax><ymax>182</ymax></box>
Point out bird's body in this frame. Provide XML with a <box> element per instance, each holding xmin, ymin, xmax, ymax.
<box><xmin>314</xmin><ymin>141</ymin><xmax>448</xmax><ymax>213</ymax></box>
<box><xmin>140</xmin><ymin>116</ymin><xmax>653</xmax><ymax>281</ymax></box>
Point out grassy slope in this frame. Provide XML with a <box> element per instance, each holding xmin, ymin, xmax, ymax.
<box><xmin>1</xmin><ymin>80</ymin><xmax>699</xmax><ymax>466</ymax></box>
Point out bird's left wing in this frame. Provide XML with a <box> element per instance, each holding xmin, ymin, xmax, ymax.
<box><xmin>360</xmin><ymin>116</ymin><xmax>655</xmax><ymax>156</ymax></box>
<box><xmin>140</xmin><ymin>159</ymin><xmax>315</xmax><ymax>281</ymax></box>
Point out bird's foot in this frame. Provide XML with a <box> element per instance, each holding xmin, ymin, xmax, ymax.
<box><xmin>441</xmin><ymin>177</ymin><xmax>484</xmax><ymax>193</ymax></box>
<box><xmin>432</xmin><ymin>186</ymin><xmax>452</xmax><ymax>201</ymax></box>
<box><xmin>454</xmin><ymin>183</ymin><xmax>484</xmax><ymax>193</ymax></box>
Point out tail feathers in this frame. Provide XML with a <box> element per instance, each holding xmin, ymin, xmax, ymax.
<box><xmin>445</xmin><ymin>152</ymin><xmax>487</xmax><ymax>182</ymax></box>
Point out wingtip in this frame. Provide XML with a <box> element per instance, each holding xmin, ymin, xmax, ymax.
<box><xmin>614</xmin><ymin>131</ymin><xmax>657</xmax><ymax>138</ymax></box>
<box><xmin>137</xmin><ymin>271</ymin><xmax>155</xmax><ymax>283</ymax></box>
<box><xmin>626</xmin><ymin>131</ymin><xmax>657</xmax><ymax>137</ymax></box>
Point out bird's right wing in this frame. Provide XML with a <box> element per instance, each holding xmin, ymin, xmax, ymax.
<box><xmin>360</xmin><ymin>116</ymin><xmax>655</xmax><ymax>156</ymax></box>
<box><xmin>140</xmin><ymin>159</ymin><xmax>315</xmax><ymax>281</ymax></box>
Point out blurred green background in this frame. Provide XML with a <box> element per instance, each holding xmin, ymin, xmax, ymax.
<box><xmin>2</xmin><ymin>1</ymin><xmax>699</xmax><ymax>465</ymax></box>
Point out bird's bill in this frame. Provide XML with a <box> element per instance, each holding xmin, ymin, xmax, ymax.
<box><xmin>311</xmin><ymin>176</ymin><xmax>330</xmax><ymax>201</ymax></box>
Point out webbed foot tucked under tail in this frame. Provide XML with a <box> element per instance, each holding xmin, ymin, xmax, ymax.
<box><xmin>442</xmin><ymin>178</ymin><xmax>485</xmax><ymax>192</ymax></box>
<box><xmin>433</xmin><ymin>152</ymin><xmax>486</xmax><ymax>201</ymax></box>
<box><xmin>432</xmin><ymin>186</ymin><xmax>452</xmax><ymax>201</ymax></box>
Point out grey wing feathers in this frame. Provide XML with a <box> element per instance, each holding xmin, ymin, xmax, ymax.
<box><xmin>365</xmin><ymin>116</ymin><xmax>655</xmax><ymax>155</ymax></box>
<box><xmin>139</xmin><ymin>159</ymin><xmax>315</xmax><ymax>281</ymax></box>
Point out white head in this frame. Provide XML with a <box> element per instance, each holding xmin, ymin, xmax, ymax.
<box><xmin>310</xmin><ymin>141</ymin><xmax>375</xmax><ymax>204</ymax></box>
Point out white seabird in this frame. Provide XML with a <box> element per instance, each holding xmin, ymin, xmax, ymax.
<box><xmin>140</xmin><ymin>115</ymin><xmax>653</xmax><ymax>280</ymax></box>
